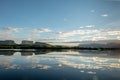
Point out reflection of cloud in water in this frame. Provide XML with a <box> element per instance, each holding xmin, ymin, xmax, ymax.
<box><xmin>2</xmin><ymin>64</ymin><xmax>20</xmax><ymax>69</ymax></box>
<box><xmin>25</xmin><ymin>56</ymin><xmax>40</xmax><ymax>63</ymax></box>
<box><xmin>79</xmin><ymin>56</ymin><xmax>108</xmax><ymax>64</ymax></box>
<box><xmin>87</xmin><ymin>71</ymin><xmax>96</xmax><ymax>74</ymax></box>
<box><xmin>58</xmin><ymin>61</ymin><xmax>86</xmax><ymax>69</ymax></box>
<box><xmin>19</xmin><ymin>51</ymin><xmax>120</xmax><ymax>70</ymax></box>
<box><xmin>57</xmin><ymin>63</ymin><xmax>62</xmax><ymax>67</ymax></box>
<box><xmin>0</xmin><ymin>56</ymin><xmax>14</xmax><ymax>65</ymax></box>
<box><xmin>0</xmin><ymin>63</ymin><xmax>51</xmax><ymax>70</ymax></box>
<box><xmin>57</xmin><ymin>56</ymin><xmax>120</xmax><ymax>69</ymax></box>
<box><xmin>0</xmin><ymin>51</ymin><xmax>120</xmax><ymax>71</ymax></box>
<box><xmin>80</xmin><ymin>70</ymin><xmax>84</xmax><ymax>73</ymax></box>
<box><xmin>119</xmin><ymin>59</ymin><xmax>120</xmax><ymax>62</ymax></box>
<box><xmin>0</xmin><ymin>52</ymin><xmax>52</xmax><ymax>70</ymax></box>
<box><xmin>110</xmin><ymin>64</ymin><xmax>120</xmax><ymax>68</ymax></box>
<box><xmin>31</xmin><ymin>64</ymin><xmax>51</xmax><ymax>69</ymax></box>
<box><xmin>80</xmin><ymin>70</ymin><xmax>96</xmax><ymax>75</ymax></box>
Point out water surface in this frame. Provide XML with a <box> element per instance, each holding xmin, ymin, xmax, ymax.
<box><xmin>0</xmin><ymin>50</ymin><xmax>120</xmax><ymax>80</ymax></box>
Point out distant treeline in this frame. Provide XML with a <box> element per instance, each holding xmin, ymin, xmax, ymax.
<box><xmin>0</xmin><ymin>44</ymin><xmax>120</xmax><ymax>50</ymax></box>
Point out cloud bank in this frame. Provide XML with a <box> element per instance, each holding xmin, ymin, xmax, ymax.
<box><xmin>0</xmin><ymin>27</ymin><xmax>120</xmax><ymax>43</ymax></box>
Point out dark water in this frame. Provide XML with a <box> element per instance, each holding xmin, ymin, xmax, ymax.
<box><xmin>0</xmin><ymin>49</ymin><xmax>120</xmax><ymax>80</ymax></box>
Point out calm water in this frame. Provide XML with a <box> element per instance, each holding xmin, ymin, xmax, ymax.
<box><xmin>0</xmin><ymin>50</ymin><xmax>120</xmax><ymax>80</ymax></box>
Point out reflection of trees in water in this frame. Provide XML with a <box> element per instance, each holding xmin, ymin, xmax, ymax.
<box><xmin>0</xmin><ymin>51</ymin><xmax>14</xmax><ymax>56</ymax></box>
<box><xmin>0</xmin><ymin>49</ymin><xmax>120</xmax><ymax>58</ymax></box>
<box><xmin>21</xmin><ymin>52</ymin><xmax>33</xmax><ymax>56</ymax></box>
<box><xmin>0</xmin><ymin>49</ymin><xmax>72</xmax><ymax>56</ymax></box>
<box><xmin>34</xmin><ymin>52</ymin><xmax>46</xmax><ymax>55</ymax></box>
<box><xmin>35</xmin><ymin>49</ymin><xmax>72</xmax><ymax>52</ymax></box>
<box><xmin>77</xmin><ymin>50</ymin><xmax>120</xmax><ymax>58</ymax></box>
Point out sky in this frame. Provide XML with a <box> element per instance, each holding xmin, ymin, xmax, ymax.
<box><xmin>0</xmin><ymin>0</ymin><xmax>120</xmax><ymax>43</ymax></box>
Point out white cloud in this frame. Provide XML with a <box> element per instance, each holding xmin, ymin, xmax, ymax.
<box><xmin>57</xmin><ymin>30</ymin><xmax>99</xmax><ymax>38</ymax></box>
<box><xmin>106</xmin><ymin>31</ymin><xmax>120</xmax><ymax>35</ymax></box>
<box><xmin>1</xmin><ymin>27</ymin><xmax>22</xmax><ymax>32</ymax></box>
<box><xmin>79</xmin><ymin>25</ymin><xmax>95</xmax><ymax>28</ymax></box>
<box><xmin>56</xmin><ymin>31</ymin><xmax>63</xmax><ymax>34</ymax></box>
<box><xmin>86</xmin><ymin>25</ymin><xmax>95</xmax><ymax>28</ymax></box>
<box><xmin>101</xmin><ymin>14</ymin><xmax>108</xmax><ymax>17</ymax></box>
<box><xmin>79</xmin><ymin>26</ymin><xmax>84</xmax><ymax>28</ymax></box>
<box><xmin>0</xmin><ymin>26</ymin><xmax>120</xmax><ymax>42</ymax></box>
<box><xmin>0</xmin><ymin>31</ymin><xmax>15</xmax><ymax>40</ymax></box>
<box><xmin>32</xmin><ymin>28</ymin><xmax>52</xmax><ymax>33</ymax></box>
<box><xmin>56</xmin><ymin>29</ymin><xmax>120</xmax><ymax>41</ymax></box>
<box><xmin>0</xmin><ymin>27</ymin><xmax>52</xmax><ymax>43</ymax></box>
<box><xmin>117</xmin><ymin>36</ymin><xmax>120</xmax><ymax>40</ymax></box>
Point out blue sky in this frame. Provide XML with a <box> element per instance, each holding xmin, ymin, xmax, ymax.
<box><xmin>0</xmin><ymin>0</ymin><xmax>120</xmax><ymax>43</ymax></box>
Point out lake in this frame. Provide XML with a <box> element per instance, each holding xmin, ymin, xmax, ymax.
<box><xmin>0</xmin><ymin>49</ymin><xmax>120</xmax><ymax>80</ymax></box>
